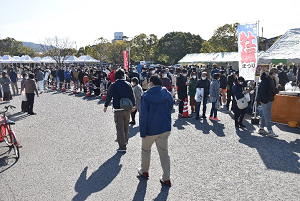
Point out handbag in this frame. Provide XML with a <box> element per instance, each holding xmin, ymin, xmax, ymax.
<box><xmin>21</xmin><ymin>90</ymin><xmax>27</xmax><ymax>101</ymax></box>
<box><xmin>114</xmin><ymin>84</ymin><xmax>133</xmax><ymax>111</ymax></box>
<box><xmin>215</xmin><ymin>101</ymin><xmax>221</xmax><ymax>110</ymax></box>
<box><xmin>195</xmin><ymin>88</ymin><xmax>204</xmax><ymax>102</ymax></box>
<box><xmin>235</xmin><ymin>96</ymin><xmax>248</xmax><ymax>109</ymax></box>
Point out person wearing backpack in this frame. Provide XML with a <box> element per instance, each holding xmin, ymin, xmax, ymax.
<box><xmin>104</xmin><ymin>68</ymin><xmax>136</xmax><ymax>152</ymax></box>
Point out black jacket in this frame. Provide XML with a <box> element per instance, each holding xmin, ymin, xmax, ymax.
<box><xmin>227</xmin><ymin>75</ymin><xmax>235</xmax><ymax>90</ymax></box>
<box><xmin>105</xmin><ymin>79</ymin><xmax>135</xmax><ymax>109</ymax></box>
<box><xmin>195</xmin><ymin>78</ymin><xmax>210</xmax><ymax>98</ymax></box>
<box><xmin>219</xmin><ymin>75</ymin><xmax>227</xmax><ymax>89</ymax></box>
<box><xmin>256</xmin><ymin>73</ymin><xmax>276</xmax><ymax>104</ymax></box>
<box><xmin>176</xmin><ymin>74</ymin><xmax>187</xmax><ymax>94</ymax></box>
<box><xmin>278</xmin><ymin>71</ymin><xmax>289</xmax><ymax>86</ymax></box>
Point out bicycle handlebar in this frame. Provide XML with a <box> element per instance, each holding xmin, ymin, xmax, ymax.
<box><xmin>4</xmin><ymin>105</ymin><xmax>16</xmax><ymax>111</ymax></box>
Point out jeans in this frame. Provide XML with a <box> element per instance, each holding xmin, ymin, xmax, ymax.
<box><xmin>196</xmin><ymin>97</ymin><xmax>208</xmax><ymax>118</ymax></box>
<box><xmin>210</xmin><ymin>101</ymin><xmax>218</xmax><ymax>118</ymax></box>
<box><xmin>38</xmin><ymin>80</ymin><xmax>43</xmax><ymax>92</ymax></box>
<box><xmin>141</xmin><ymin>131</ymin><xmax>170</xmax><ymax>180</ymax></box>
<box><xmin>260</xmin><ymin>102</ymin><xmax>273</xmax><ymax>131</ymax></box>
<box><xmin>65</xmin><ymin>78</ymin><xmax>71</xmax><ymax>89</ymax></box>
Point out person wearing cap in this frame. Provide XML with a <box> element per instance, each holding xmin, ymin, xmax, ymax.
<box><xmin>256</xmin><ymin>68</ymin><xmax>279</xmax><ymax>138</ymax></box>
<box><xmin>129</xmin><ymin>77</ymin><xmax>143</xmax><ymax>125</ymax></box>
<box><xmin>210</xmin><ymin>63</ymin><xmax>220</xmax><ymax>78</ymax></box>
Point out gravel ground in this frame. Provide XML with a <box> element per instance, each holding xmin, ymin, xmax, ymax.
<box><xmin>0</xmin><ymin>85</ymin><xmax>299</xmax><ymax>201</ymax></box>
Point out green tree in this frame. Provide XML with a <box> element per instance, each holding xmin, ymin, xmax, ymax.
<box><xmin>130</xmin><ymin>33</ymin><xmax>158</xmax><ymax>64</ymax></box>
<box><xmin>0</xmin><ymin>37</ymin><xmax>37</xmax><ymax>57</ymax></box>
<box><xmin>93</xmin><ymin>37</ymin><xmax>110</xmax><ymax>66</ymax></box>
<box><xmin>156</xmin><ymin>32</ymin><xmax>204</xmax><ymax>65</ymax></box>
<box><xmin>201</xmin><ymin>23</ymin><xmax>239</xmax><ymax>53</ymax></box>
<box><xmin>106</xmin><ymin>40</ymin><xmax>126</xmax><ymax>65</ymax></box>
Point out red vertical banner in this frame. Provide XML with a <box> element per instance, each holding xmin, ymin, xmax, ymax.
<box><xmin>123</xmin><ymin>50</ymin><xmax>128</xmax><ymax>71</ymax></box>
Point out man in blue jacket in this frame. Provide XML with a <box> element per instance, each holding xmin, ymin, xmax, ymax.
<box><xmin>138</xmin><ymin>75</ymin><xmax>173</xmax><ymax>186</ymax></box>
<box><xmin>9</xmin><ymin>68</ymin><xmax>18</xmax><ymax>95</ymax></box>
<box><xmin>104</xmin><ymin>68</ymin><xmax>135</xmax><ymax>152</ymax></box>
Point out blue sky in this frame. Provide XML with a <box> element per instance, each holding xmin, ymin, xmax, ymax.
<box><xmin>1</xmin><ymin>0</ymin><xmax>300</xmax><ymax>49</ymax></box>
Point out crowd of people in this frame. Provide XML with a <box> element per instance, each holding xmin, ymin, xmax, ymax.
<box><xmin>0</xmin><ymin>62</ymin><xmax>299</xmax><ymax>186</ymax></box>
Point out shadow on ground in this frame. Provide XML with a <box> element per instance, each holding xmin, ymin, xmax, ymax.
<box><xmin>72</xmin><ymin>152</ymin><xmax>124</xmax><ymax>201</ymax></box>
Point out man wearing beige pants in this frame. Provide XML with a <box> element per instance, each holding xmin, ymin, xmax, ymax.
<box><xmin>138</xmin><ymin>75</ymin><xmax>174</xmax><ymax>186</ymax></box>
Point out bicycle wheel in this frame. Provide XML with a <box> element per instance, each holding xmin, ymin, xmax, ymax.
<box><xmin>10</xmin><ymin>131</ymin><xmax>19</xmax><ymax>160</ymax></box>
<box><xmin>0</xmin><ymin>125</ymin><xmax>12</xmax><ymax>146</ymax></box>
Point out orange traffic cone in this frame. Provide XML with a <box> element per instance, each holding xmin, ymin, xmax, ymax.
<box><xmin>73</xmin><ymin>82</ymin><xmax>77</xmax><ymax>94</ymax></box>
<box><xmin>86</xmin><ymin>83</ymin><xmax>91</xmax><ymax>97</ymax></box>
<box><xmin>71</xmin><ymin>81</ymin><xmax>74</xmax><ymax>86</ymax></box>
<box><xmin>53</xmin><ymin>80</ymin><xmax>57</xmax><ymax>90</ymax></box>
<box><xmin>62</xmin><ymin>82</ymin><xmax>66</xmax><ymax>92</ymax></box>
<box><xmin>102</xmin><ymin>89</ymin><xmax>106</xmax><ymax>101</ymax></box>
<box><xmin>181</xmin><ymin>98</ymin><xmax>191</xmax><ymax>118</ymax></box>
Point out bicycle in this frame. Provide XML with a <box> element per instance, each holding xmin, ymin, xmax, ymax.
<box><xmin>0</xmin><ymin>105</ymin><xmax>22</xmax><ymax>159</ymax></box>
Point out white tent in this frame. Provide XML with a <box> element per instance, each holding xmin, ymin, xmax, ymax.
<box><xmin>19</xmin><ymin>55</ymin><xmax>34</xmax><ymax>63</ymax></box>
<box><xmin>40</xmin><ymin>56</ymin><xmax>56</xmax><ymax>63</ymax></box>
<box><xmin>258</xmin><ymin>28</ymin><xmax>300</xmax><ymax>64</ymax></box>
<box><xmin>0</xmin><ymin>55</ymin><xmax>16</xmax><ymax>63</ymax></box>
<box><xmin>33</xmin><ymin>57</ymin><xmax>42</xmax><ymax>63</ymax></box>
<box><xmin>78</xmin><ymin>55</ymin><xmax>99</xmax><ymax>63</ymax></box>
<box><xmin>13</xmin><ymin>56</ymin><xmax>21</xmax><ymax>62</ymax></box>
<box><xmin>65</xmin><ymin>55</ymin><xmax>79</xmax><ymax>63</ymax></box>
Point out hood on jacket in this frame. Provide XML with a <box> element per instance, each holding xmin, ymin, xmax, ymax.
<box><xmin>260</xmin><ymin>72</ymin><xmax>268</xmax><ymax>80</ymax></box>
<box><xmin>143</xmin><ymin>86</ymin><xmax>170</xmax><ymax>104</ymax></box>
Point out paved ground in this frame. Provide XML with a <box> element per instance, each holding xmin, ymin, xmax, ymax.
<box><xmin>0</xmin><ymin>85</ymin><xmax>300</xmax><ymax>201</ymax></box>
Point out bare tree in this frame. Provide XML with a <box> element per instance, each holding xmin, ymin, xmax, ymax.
<box><xmin>93</xmin><ymin>37</ymin><xmax>110</xmax><ymax>67</ymax></box>
<box><xmin>40</xmin><ymin>36</ymin><xmax>75</xmax><ymax>66</ymax></box>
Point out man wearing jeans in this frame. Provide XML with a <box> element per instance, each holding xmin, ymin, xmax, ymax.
<box><xmin>138</xmin><ymin>75</ymin><xmax>174</xmax><ymax>186</ymax></box>
<box><xmin>256</xmin><ymin>68</ymin><xmax>279</xmax><ymax>137</ymax></box>
<box><xmin>104</xmin><ymin>68</ymin><xmax>135</xmax><ymax>152</ymax></box>
<box><xmin>9</xmin><ymin>68</ymin><xmax>18</xmax><ymax>95</ymax></box>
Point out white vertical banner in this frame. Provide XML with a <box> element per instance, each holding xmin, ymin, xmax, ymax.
<box><xmin>238</xmin><ymin>23</ymin><xmax>258</xmax><ymax>80</ymax></box>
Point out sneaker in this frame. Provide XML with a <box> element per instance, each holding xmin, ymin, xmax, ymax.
<box><xmin>138</xmin><ymin>168</ymin><xmax>149</xmax><ymax>179</ymax></box>
<box><xmin>267</xmin><ymin>131</ymin><xmax>278</xmax><ymax>138</ymax></box>
<box><xmin>160</xmin><ymin>177</ymin><xmax>171</xmax><ymax>186</ymax></box>
<box><xmin>117</xmin><ymin>148</ymin><xmax>126</xmax><ymax>152</ymax></box>
<box><xmin>258</xmin><ymin>129</ymin><xmax>268</xmax><ymax>135</ymax></box>
<box><xmin>209</xmin><ymin>116</ymin><xmax>214</xmax><ymax>120</ymax></box>
<box><xmin>213</xmin><ymin>117</ymin><xmax>220</xmax><ymax>121</ymax></box>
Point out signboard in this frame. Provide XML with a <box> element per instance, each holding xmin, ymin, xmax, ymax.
<box><xmin>238</xmin><ymin>23</ymin><xmax>258</xmax><ymax>80</ymax></box>
<box><xmin>123</xmin><ymin>50</ymin><xmax>129</xmax><ymax>71</ymax></box>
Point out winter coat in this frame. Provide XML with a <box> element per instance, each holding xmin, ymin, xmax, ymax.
<box><xmin>209</xmin><ymin>79</ymin><xmax>220</xmax><ymax>102</ymax></box>
<box><xmin>36</xmin><ymin>71</ymin><xmax>44</xmax><ymax>81</ymax></box>
<box><xmin>219</xmin><ymin>75</ymin><xmax>227</xmax><ymax>89</ymax></box>
<box><xmin>139</xmin><ymin>86</ymin><xmax>173</xmax><ymax>137</ymax></box>
<box><xmin>133</xmin><ymin>84</ymin><xmax>143</xmax><ymax>110</ymax></box>
<box><xmin>176</xmin><ymin>74</ymin><xmax>187</xmax><ymax>94</ymax></box>
<box><xmin>232</xmin><ymin>83</ymin><xmax>247</xmax><ymax>112</ymax></box>
<box><xmin>24</xmin><ymin>79</ymin><xmax>38</xmax><ymax>94</ymax></box>
<box><xmin>104</xmin><ymin>79</ymin><xmax>135</xmax><ymax>110</ymax></box>
<box><xmin>64</xmin><ymin>71</ymin><xmax>72</xmax><ymax>79</ymax></box>
<box><xmin>0</xmin><ymin>77</ymin><xmax>11</xmax><ymax>92</ymax></box>
<box><xmin>256</xmin><ymin>73</ymin><xmax>276</xmax><ymax>104</ymax></box>
<box><xmin>9</xmin><ymin>71</ymin><xmax>18</xmax><ymax>83</ymax></box>
<box><xmin>162</xmin><ymin>77</ymin><xmax>172</xmax><ymax>92</ymax></box>
<box><xmin>195</xmin><ymin>78</ymin><xmax>210</xmax><ymax>98</ymax></box>
<box><xmin>188</xmin><ymin>78</ymin><xmax>197</xmax><ymax>96</ymax></box>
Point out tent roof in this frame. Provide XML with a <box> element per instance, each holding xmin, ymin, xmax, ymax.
<box><xmin>258</xmin><ymin>28</ymin><xmax>300</xmax><ymax>64</ymax></box>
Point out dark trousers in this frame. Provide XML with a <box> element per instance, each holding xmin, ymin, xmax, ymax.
<box><xmin>21</xmin><ymin>101</ymin><xmax>28</xmax><ymax>112</ymax></box>
<box><xmin>226</xmin><ymin>89</ymin><xmax>234</xmax><ymax>109</ymax></box>
<box><xmin>114</xmin><ymin>110</ymin><xmax>131</xmax><ymax>150</ymax></box>
<box><xmin>26</xmin><ymin>93</ymin><xmax>35</xmax><ymax>114</ymax></box>
<box><xmin>178</xmin><ymin>92</ymin><xmax>187</xmax><ymax>114</ymax></box>
<box><xmin>234</xmin><ymin>109</ymin><xmax>246</xmax><ymax>123</ymax></box>
<box><xmin>196</xmin><ymin>97</ymin><xmax>208</xmax><ymax>118</ymax></box>
<box><xmin>131</xmin><ymin>109</ymin><xmax>138</xmax><ymax>122</ymax></box>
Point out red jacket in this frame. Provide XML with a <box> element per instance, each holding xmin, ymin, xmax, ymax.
<box><xmin>108</xmin><ymin>70</ymin><xmax>115</xmax><ymax>83</ymax></box>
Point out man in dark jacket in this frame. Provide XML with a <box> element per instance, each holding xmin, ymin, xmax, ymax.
<box><xmin>176</xmin><ymin>69</ymin><xmax>189</xmax><ymax>116</ymax></box>
<box><xmin>138</xmin><ymin>74</ymin><xmax>173</xmax><ymax>186</ymax></box>
<box><xmin>57</xmin><ymin>67</ymin><xmax>65</xmax><ymax>89</ymax></box>
<box><xmin>226</xmin><ymin>71</ymin><xmax>236</xmax><ymax>110</ymax></box>
<box><xmin>104</xmin><ymin>68</ymin><xmax>136</xmax><ymax>152</ymax></box>
<box><xmin>256</xmin><ymin>68</ymin><xmax>279</xmax><ymax>138</ymax></box>
<box><xmin>278</xmin><ymin>69</ymin><xmax>289</xmax><ymax>90</ymax></box>
<box><xmin>24</xmin><ymin>74</ymin><xmax>39</xmax><ymax>115</ymax></box>
<box><xmin>9</xmin><ymin>68</ymin><xmax>18</xmax><ymax>95</ymax></box>
<box><xmin>195</xmin><ymin>72</ymin><xmax>210</xmax><ymax>119</ymax></box>
<box><xmin>219</xmin><ymin>70</ymin><xmax>227</xmax><ymax>105</ymax></box>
